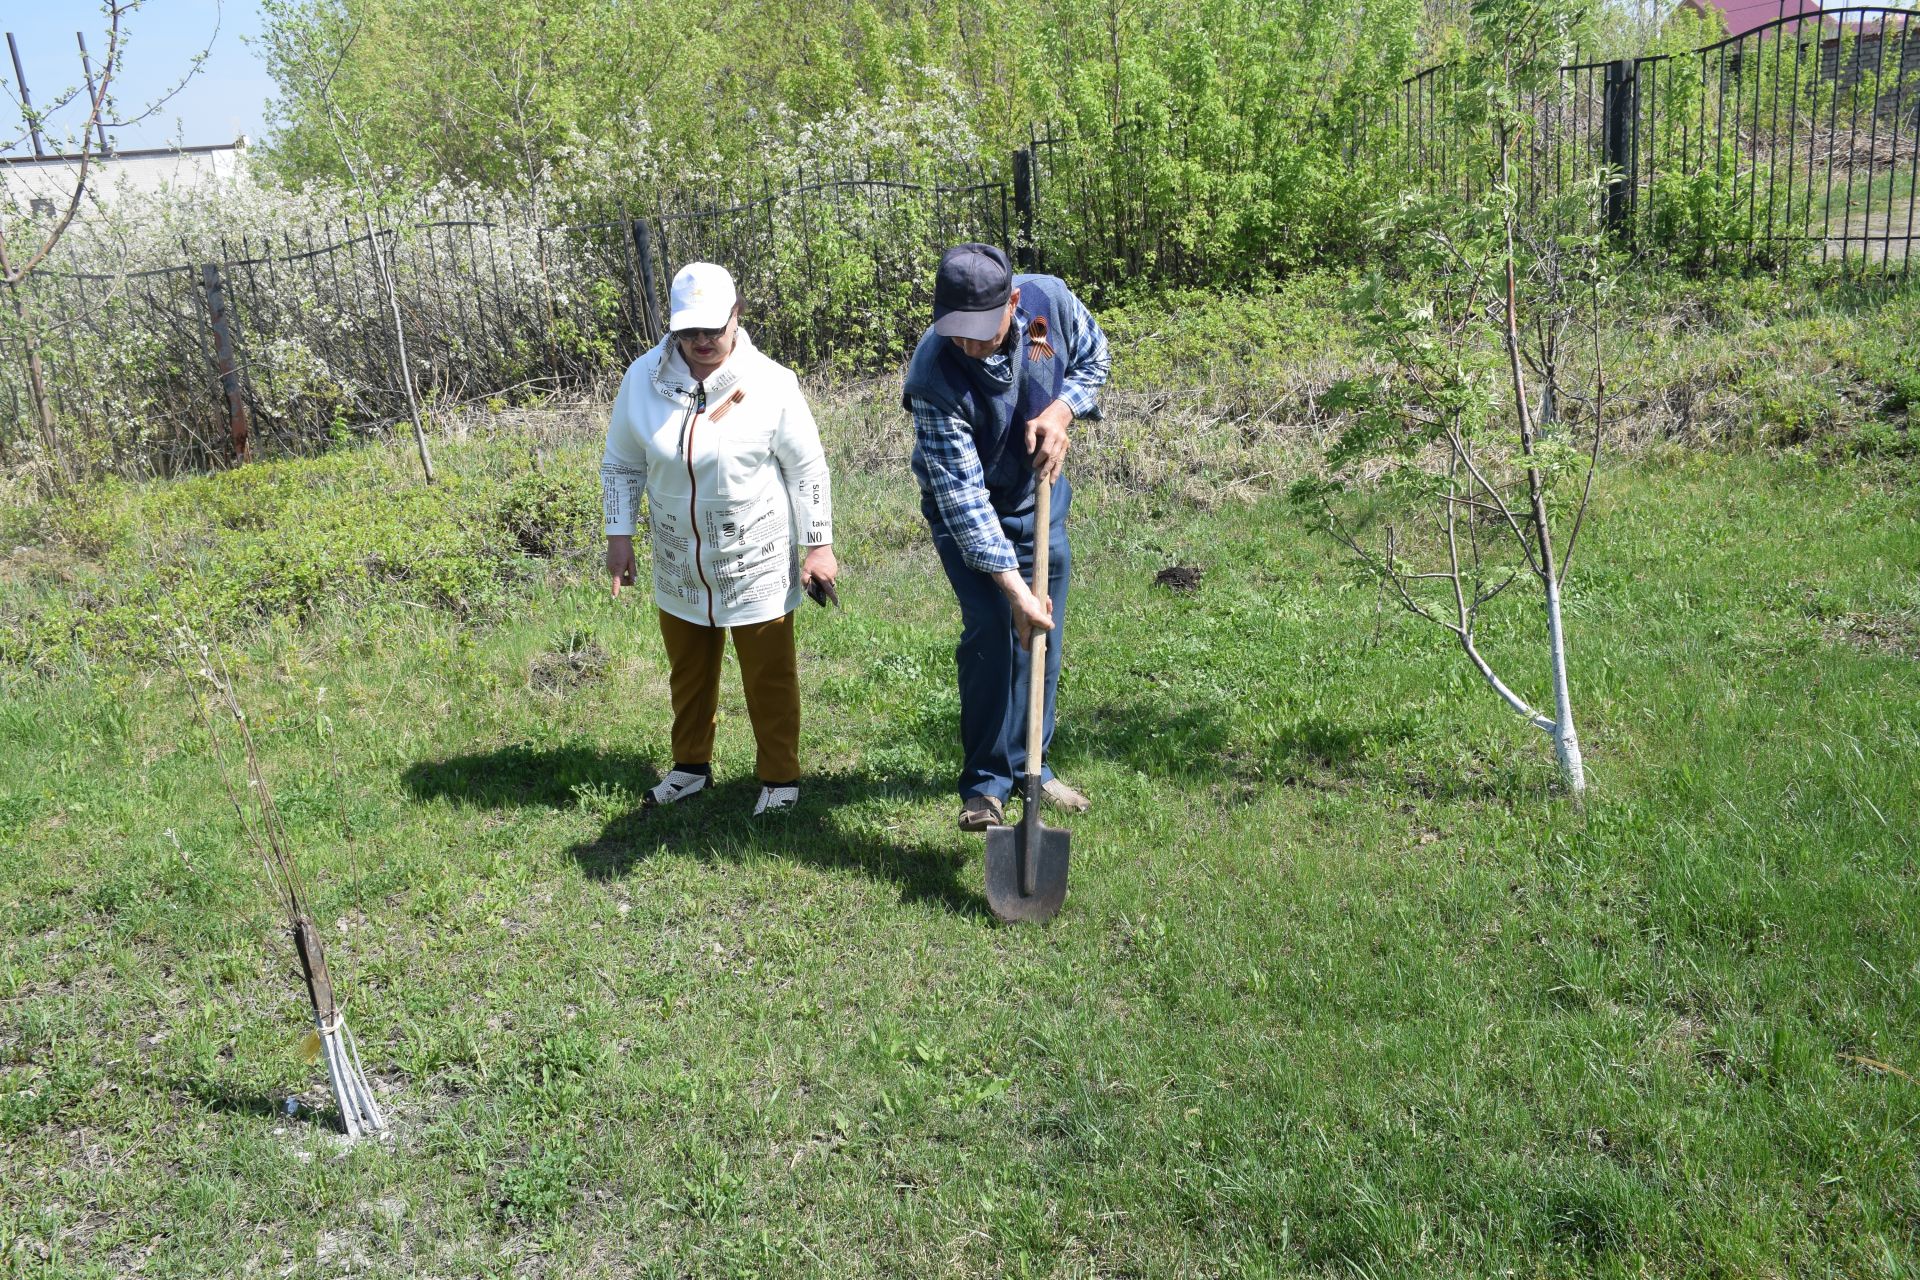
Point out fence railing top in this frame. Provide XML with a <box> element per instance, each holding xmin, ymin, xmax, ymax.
<box><xmin>29</xmin><ymin>262</ymin><xmax>196</xmax><ymax>285</ymax></box>
<box><xmin>1685</xmin><ymin>5</ymin><xmax>1920</xmax><ymax>56</ymax></box>
<box><xmin>27</xmin><ymin>168</ymin><xmax>1015</xmax><ymax>285</ymax></box>
<box><xmin>1400</xmin><ymin>4</ymin><xmax>1920</xmax><ymax>89</ymax></box>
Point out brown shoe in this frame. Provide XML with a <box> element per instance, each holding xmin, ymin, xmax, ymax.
<box><xmin>958</xmin><ymin>795</ymin><xmax>1004</xmax><ymax>832</ymax></box>
<box><xmin>1041</xmin><ymin>778</ymin><xmax>1091</xmax><ymax>813</ymax></box>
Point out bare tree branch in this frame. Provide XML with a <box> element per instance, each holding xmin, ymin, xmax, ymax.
<box><xmin>1557</xmin><ymin>273</ymin><xmax>1607</xmax><ymax>585</ymax></box>
<box><xmin>101</xmin><ymin>2</ymin><xmax>224</xmax><ymax>131</ymax></box>
<box><xmin>1445</xmin><ymin>423</ymin><xmax>1539</xmax><ymax>572</ymax></box>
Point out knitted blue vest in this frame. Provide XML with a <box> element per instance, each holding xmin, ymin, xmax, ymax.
<box><xmin>903</xmin><ymin>273</ymin><xmax>1072</xmax><ymax>516</ymax></box>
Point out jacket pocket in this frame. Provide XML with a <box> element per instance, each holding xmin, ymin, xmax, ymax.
<box><xmin>698</xmin><ymin>498</ymin><xmax>791</xmax><ymax>614</ymax></box>
<box><xmin>650</xmin><ymin>508</ymin><xmax>705</xmax><ymax>608</ymax></box>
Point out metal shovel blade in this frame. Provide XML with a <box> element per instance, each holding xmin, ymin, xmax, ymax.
<box><xmin>984</xmin><ymin>780</ymin><xmax>1070</xmax><ymax>924</ymax></box>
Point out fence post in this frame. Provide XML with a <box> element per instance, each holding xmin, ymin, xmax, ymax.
<box><xmin>630</xmin><ymin>217</ymin><xmax>662</xmax><ymax>342</ymax></box>
<box><xmin>1603</xmin><ymin>59</ymin><xmax>1635</xmax><ymax>239</ymax></box>
<box><xmin>200</xmin><ymin>262</ymin><xmax>251</xmax><ymax>462</ymax></box>
<box><xmin>1012</xmin><ymin>146</ymin><xmax>1037</xmax><ymax>270</ymax></box>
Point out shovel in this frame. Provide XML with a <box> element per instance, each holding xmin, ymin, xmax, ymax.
<box><xmin>984</xmin><ymin>478</ymin><xmax>1071</xmax><ymax>924</ymax></box>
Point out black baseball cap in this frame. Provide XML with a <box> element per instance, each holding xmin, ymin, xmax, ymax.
<box><xmin>932</xmin><ymin>243</ymin><xmax>1013</xmax><ymax>341</ymax></box>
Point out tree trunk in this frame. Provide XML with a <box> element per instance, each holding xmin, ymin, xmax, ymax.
<box><xmin>1540</xmin><ymin>565</ymin><xmax>1587</xmax><ymax>804</ymax></box>
<box><xmin>358</xmin><ymin>211</ymin><xmax>435</xmax><ymax>485</ymax></box>
<box><xmin>6</xmin><ymin>281</ymin><xmax>64</xmax><ymax>493</ymax></box>
<box><xmin>1499</xmin><ymin>182</ymin><xmax>1587</xmax><ymax>805</ymax></box>
<box><xmin>324</xmin><ymin>86</ymin><xmax>435</xmax><ymax>485</ymax></box>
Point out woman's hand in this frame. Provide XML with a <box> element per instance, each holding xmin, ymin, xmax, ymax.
<box><xmin>801</xmin><ymin>544</ymin><xmax>838</xmax><ymax>599</ymax></box>
<box><xmin>607</xmin><ymin>534</ymin><xmax>637</xmax><ymax>599</ymax></box>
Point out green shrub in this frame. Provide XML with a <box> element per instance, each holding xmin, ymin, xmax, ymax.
<box><xmin>38</xmin><ymin>480</ymin><xmax>136</xmax><ymax>557</ymax></box>
<box><xmin>497</xmin><ymin>470</ymin><xmax>598</xmax><ymax>559</ymax></box>
<box><xmin>1849</xmin><ymin>418</ymin><xmax>1915</xmax><ymax>460</ymax></box>
<box><xmin>148</xmin><ymin>463</ymin><xmax>315</xmax><ymax>533</ymax></box>
<box><xmin>0</xmin><ymin>448</ymin><xmax>546</xmax><ymax>672</ymax></box>
<box><xmin>1100</xmin><ymin>275</ymin><xmax>1358</xmax><ymax>398</ymax></box>
<box><xmin>496</xmin><ymin>1140</ymin><xmax>580</xmax><ymax>1225</ymax></box>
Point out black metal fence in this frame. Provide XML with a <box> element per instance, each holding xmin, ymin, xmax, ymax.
<box><xmin>1371</xmin><ymin>7</ymin><xmax>1920</xmax><ymax>272</ymax></box>
<box><xmin>646</xmin><ymin>160</ymin><xmax>1014</xmax><ymax>370</ymax></box>
<box><xmin>1023</xmin><ymin>106</ymin><xmax>1374</xmax><ymax>293</ymax></box>
<box><xmin>0</xmin><ymin>162</ymin><xmax>1018</xmax><ymax>476</ymax></box>
<box><xmin>9</xmin><ymin>21</ymin><xmax>1915</xmax><ymax>479</ymax></box>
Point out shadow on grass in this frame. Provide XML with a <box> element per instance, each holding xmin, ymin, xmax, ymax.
<box><xmin>1399</xmin><ymin>756</ymin><xmax>1552</xmax><ymax>805</ymax></box>
<box><xmin>401</xmin><ymin>743</ymin><xmax>986</xmax><ymax>916</ymax></box>
<box><xmin>177</xmin><ymin>1079</ymin><xmax>301</xmax><ymax>1122</ymax></box>
<box><xmin>836</xmin><ymin>682</ymin><xmax>1409</xmax><ymax>797</ymax></box>
<box><xmin>1052</xmin><ymin>700</ymin><xmax>1405</xmax><ymax>790</ymax></box>
<box><xmin>574</xmin><ymin>774</ymin><xmax>989</xmax><ymax>918</ymax></box>
<box><xmin>399</xmin><ymin>740</ymin><xmax>658</xmax><ymax>809</ymax></box>
<box><xmin>880</xmin><ymin>692</ymin><xmax>1266</xmax><ymax>790</ymax></box>
<box><xmin>1054</xmin><ymin>700</ymin><xmax>1251</xmax><ymax>781</ymax></box>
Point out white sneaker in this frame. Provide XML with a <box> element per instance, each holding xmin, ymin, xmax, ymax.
<box><xmin>753</xmin><ymin>784</ymin><xmax>798</xmax><ymax>816</ymax></box>
<box><xmin>644</xmin><ymin>769</ymin><xmax>709</xmax><ymax>808</ymax></box>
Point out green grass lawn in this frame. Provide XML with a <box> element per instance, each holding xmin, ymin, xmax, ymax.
<box><xmin>1</xmin><ymin>413</ymin><xmax>1917</xmax><ymax>1275</ymax></box>
<box><xmin>1817</xmin><ymin>161</ymin><xmax>1916</xmax><ymax>220</ymax></box>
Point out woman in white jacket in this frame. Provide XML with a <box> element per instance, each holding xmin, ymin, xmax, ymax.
<box><xmin>602</xmin><ymin>263</ymin><xmax>836</xmax><ymax>816</ymax></box>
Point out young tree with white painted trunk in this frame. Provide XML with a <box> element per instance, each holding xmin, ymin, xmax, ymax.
<box><xmin>1295</xmin><ymin>0</ymin><xmax>1606</xmax><ymax>803</ymax></box>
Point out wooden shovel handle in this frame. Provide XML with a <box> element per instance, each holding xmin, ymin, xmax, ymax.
<box><xmin>1026</xmin><ymin>478</ymin><xmax>1050</xmax><ymax>774</ymax></box>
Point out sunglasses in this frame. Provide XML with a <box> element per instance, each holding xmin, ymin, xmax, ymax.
<box><xmin>674</xmin><ymin>325</ymin><xmax>728</xmax><ymax>342</ymax></box>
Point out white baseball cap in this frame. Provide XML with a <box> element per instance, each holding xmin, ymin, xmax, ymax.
<box><xmin>668</xmin><ymin>262</ymin><xmax>738</xmax><ymax>331</ymax></box>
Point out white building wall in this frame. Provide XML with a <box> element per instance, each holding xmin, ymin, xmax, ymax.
<box><xmin>1</xmin><ymin>142</ymin><xmax>249</xmax><ymax>213</ymax></box>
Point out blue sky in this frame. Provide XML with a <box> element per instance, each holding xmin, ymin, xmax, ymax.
<box><xmin>2</xmin><ymin>0</ymin><xmax>273</xmax><ymax>157</ymax></box>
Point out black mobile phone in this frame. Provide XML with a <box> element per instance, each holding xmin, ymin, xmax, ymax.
<box><xmin>805</xmin><ymin>578</ymin><xmax>840</xmax><ymax>608</ymax></box>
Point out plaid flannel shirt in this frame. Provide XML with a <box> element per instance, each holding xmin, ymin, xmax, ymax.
<box><xmin>909</xmin><ymin>290</ymin><xmax>1110</xmax><ymax>574</ymax></box>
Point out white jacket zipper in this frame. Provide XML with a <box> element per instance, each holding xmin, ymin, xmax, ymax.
<box><xmin>681</xmin><ymin>384</ymin><xmax>714</xmax><ymax>626</ymax></box>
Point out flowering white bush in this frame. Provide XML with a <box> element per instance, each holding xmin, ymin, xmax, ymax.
<box><xmin>1</xmin><ymin>81</ymin><xmax>1008</xmax><ymax>477</ymax></box>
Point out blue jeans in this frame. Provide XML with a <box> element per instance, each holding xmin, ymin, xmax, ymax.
<box><xmin>924</xmin><ymin>479</ymin><xmax>1070</xmax><ymax>803</ymax></box>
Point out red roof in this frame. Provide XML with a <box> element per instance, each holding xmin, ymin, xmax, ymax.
<box><xmin>1687</xmin><ymin>0</ymin><xmax>1823</xmax><ymax>36</ymax></box>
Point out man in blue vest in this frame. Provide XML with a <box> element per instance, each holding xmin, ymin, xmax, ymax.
<box><xmin>903</xmin><ymin>243</ymin><xmax>1111</xmax><ymax>832</ymax></box>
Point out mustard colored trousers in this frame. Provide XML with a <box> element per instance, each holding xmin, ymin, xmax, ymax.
<box><xmin>656</xmin><ymin>609</ymin><xmax>800</xmax><ymax>783</ymax></box>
